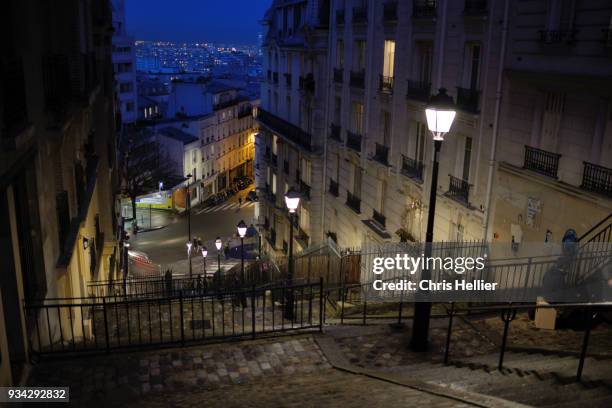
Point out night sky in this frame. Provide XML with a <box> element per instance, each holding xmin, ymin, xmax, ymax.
<box><xmin>125</xmin><ymin>0</ymin><xmax>270</xmax><ymax>45</ymax></box>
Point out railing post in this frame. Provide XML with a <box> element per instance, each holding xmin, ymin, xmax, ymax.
<box><xmin>444</xmin><ymin>302</ymin><xmax>455</xmax><ymax>365</ymax></box>
<box><xmin>251</xmin><ymin>285</ymin><xmax>256</xmax><ymax>339</ymax></box>
<box><xmin>319</xmin><ymin>277</ymin><xmax>324</xmax><ymax>332</ymax></box>
<box><xmin>577</xmin><ymin>308</ymin><xmax>594</xmax><ymax>381</ymax></box>
<box><xmin>499</xmin><ymin>307</ymin><xmax>517</xmax><ymax>371</ymax></box>
<box><xmin>102</xmin><ymin>298</ymin><xmax>110</xmax><ymax>354</ymax></box>
<box><xmin>179</xmin><ymin>292</ymin><xmax>185</xmax><ymax>346</ymax></box>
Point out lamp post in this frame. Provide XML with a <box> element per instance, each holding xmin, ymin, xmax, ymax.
<box><xmin>215</xmin><ymin>237</ymin><xmax>222</xmax><ymax>286</ymax></box>
<box><xmin>410</xmin><ymin>88</ymin><xmax>456</xmax><ymax>352</ymax></box>
<box><xmin>201</xmin><ymin>246</ymin><xmax>208</xmax><ymax>277</ymax></box>
<box><xmin>186</xmin><ymin>173</ymin><xmax>193</xmax><ymax>277</ymax></box>
<box><xmin>237</xmin><ymin>220</ymin><xmax>247</xmax><ymax>284</ymax></box>
<box><xmin>123</xmin><ymin>241</ymin><xmax>130</xmax><ymax>295</ymax></box>
<box><xmin>283</xmin><ymin>187</ymin><xmax>301</xmax><ymax>320</ymax></box>
<box><xmin>186</xmin><ymin>240</ymin><xmax>193</xmax><ymax>279</ymax></box>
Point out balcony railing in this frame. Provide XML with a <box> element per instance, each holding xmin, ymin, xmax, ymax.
<box><xmin>413</xmin><ymin>0</ymin><xmax>437</xmax><ymax>18</ymax></box>
<box><xmin>373</xmin><ymin>143</ymin><xmax>389</xmax><ymax>165</ymax></box>
<box><xmin>213</xmin><ymin>96</ymin><xmax>248</xmax><ymax>111</ymax></box>
<box><xmin>257</xmin><ymin>108</ymin><xmax>313</xmax><ymax>151</ymax></box>
<box><xmin>523</xmin><ymin>145</ymin><xmax>561</xmax><ymax>178</ymax></box>
<box><xmin>284</xmin><ymin>73</ymin><xmax>292</xmax><ymax>87</ymax></box>
<box><xmin>406</xmin><ymin>80</ymin><xmax>431</xmax><ymax>102</ymax></box>
<box><xmin>352</xmin><ymin>6</ymin><xmax>367</xmax><ymax>23</ymax></box>
<box><xmin>383</xmin><ymin>1</ymin><xmax>398</xmax><ymax>22</ymax></box>
<box><xmin>273</xmin><ymin>72</ymin><xmax>279</xmax><ymax>84</ymax></box>
<box><xmin>373</xmin><ymin>209</ymin><xmax>386</xmax><ymax>228</ymax></box>
<box><xmin>346</xmin><ymin>190</ymin><xmax>361</xmax><ymax>214</ymax></box>
<box><xmin>538</xmin><ymin>29</ymin><xmax>578</xmax><ymax>44</ymax></box>
<box><xmin>349</xmin><ymin>70</ymin><xmax>365</xmax><ymax>89</ymax></box>
<box><xmin>456</xmin><ymin>87</ymin><xmax>480</xmax><ymax>113</ymax></box>
<box><xmin>299</xmin><ymin>180</ymin><xmax>311</xmax><ymax>200</ymax></box>
<box><xmin>330</xmin><ymin>123</ymin><xmax>342</xmax><ymax>141</ymax></box>
<box><xmin>336</xmin><ymin>9</ymin><xmax>345</xmax><ymax>25</ymax></box>
<box><xmin>464</xmin><ymin>0</ymin><xmax>487</xmax><ymax>15</ymax></box>
<box><xmin>329</xmin><ymin>179</ymin><xmax>339</xmax><ymax>197</ymax></box>
<box><xmin>333</xmin><ymin>68</ymin><xmax>343</xmax><ymax>84</ymax></box>
<box><xmin>2</xmin><ymin>56</ymin><xmax>28</xmax><ymax>140</ymax></box>
<box><xmin>299</xmin><ymin>74</ymin><xmax>315</xmax><ymax>93</ymax></box>
<box><xmin>379</xmin><ymin>75</ymin><xmax>394</xmax><ymax>93</ymax></box>
<box><xmin>346</xmin><ymin>131</ymin><xmax>362</xmax><ymax>153</ymax></box>
<box><xmin>401</xmin><ymin>155</ymin><xmax>424</xmax><ymax>182</ymax></box>
<box><xmin>447</xmin><ymin>175</ymin><xmax>470</xmax><ymax>205</ymax></box>
<box><xmin>581</xmin><ymin>162</ymin><xmax>612</xmax><ymax>197</ymax></box>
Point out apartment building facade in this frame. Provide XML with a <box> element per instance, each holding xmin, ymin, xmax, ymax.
<box><xmin>257</xmin><ymin>0</ymin><xmax>330</xmax><ymax>256</ymax></box>
<box><xmin>261</xmin><ymin>0</ymin><xmax>612</xmax><ymax>252</ymax></box>
<box><xmin>0</xmin><ymin>0</ymin><xmax>118</xmax><ymax>385</ymax></box>
<box><xmin>112</xmin><ymin>0</ymin><xmax>138</xmax><ymax>124</ymax></box>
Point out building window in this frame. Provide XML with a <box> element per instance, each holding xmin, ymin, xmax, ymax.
<box><xmin>336</xmin><ymin>40</ymin><xmax>344</xmax><ymax>67</ymax></box>
<box><xmin>334</xmin><ymin>97</ymin><xmax>342</xmax><ymax>124</ymax></box>
<box><xmin>382</xmin><ymin>40</ymin><xmax>395</xmax><ymax>79</ymax></box>
<box><xmin>300</xmin><ymin>206</ymin><xmax>310</xmax><ymax>233</ymax></box>
<box><xmin>382</xmin><ymin>110</ymin><xmax>392</xmax><ymax>146</ymax></box>
<box><xmin>377</xmin><ymin>179</ymin><xmax>386</xmax><ymax>213</ymax></box>
<box><xmin>352</xmin><ymin>164</ymin><xmax>362</xmax><ymax>198</ymax></box>
<box><xmin>462</xmin><ymin>137</ymin><xmax>472</xmax><ymax>182</ymax></box>
<box><xmin>354</xmin><ymin>40</ymin><xmax>366</xmax><ymax>71</ymax></box>
<box><xmin>300</xmin><ymin>158</ymin><xmax>312</xmax><ymax>185</ymax></box>
<box><xmin>415</xmin><ymin>122</ymin><xmax>426</xmax><ymax>163</ymax></box>
<box><xmin>464</xmin><ymin>43</ymin><xmax>481</xmax><ymax>90</ymax></box>
<box><xmin>417</xmin><ymin>41</ymin><xmax>433</xmax><ymax>83</ymax></box>
<box><xmin>351</xmin><ymin>101</ymin><xmax>364</xmax><ymax>134</ymax></box>
<box><xmin>126</xmin><ymin>102</ymin><xmax>134</xmax><ymax>112</ymax></box>
<box><xmin>119</xmin><ymin>82</ymin><xmax>133</xmax><ymax>93</ymax></box>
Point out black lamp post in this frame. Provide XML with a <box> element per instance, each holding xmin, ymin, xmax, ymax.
<box><xmin>283</xmin><ymin>187</ymin><xmax>301</xmax><ymax>320</ymax></box>
<box><xmin>123</xmin><ymin>241</ymin><xmax>130</xmax><ymax>295</ymax></box>
<box><xmin>186</xmin><ymin>173</ymin><xmax>193</xmax><ymax>277</ymax></box>
<box><xmin>215</xmin><ymin>236</ymin><xmax>222</xmax><ymax>274</ymax></box>
<box><xmin>410</xmin><ymin>88</ymin><xmax>457</xmax><ymax>352</ymax></box>
<box><xmin>237</xmin><ymin>220</ymin><xmax>247</xmax><ymax>284</ymax></box>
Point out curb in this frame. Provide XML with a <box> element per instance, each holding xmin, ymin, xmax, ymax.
<box><xmin>313</xmin><ymin>333</ymin><xmax>530</xmax><ymax>408</ymax></box>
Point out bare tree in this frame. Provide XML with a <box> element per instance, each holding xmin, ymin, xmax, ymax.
<box><xmin>121</xmin><ymin>127</ymin><xmax>180</xmax><ymax>222</ymax></box>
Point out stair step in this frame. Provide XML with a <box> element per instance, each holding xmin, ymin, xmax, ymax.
<box><xmin>446</xmin><ymin>370</ymin><xmax>541</xmax><ymax>391</ymax></box>
<box><xmin>488</xmin><ymin>380</ymin><xmax>610</xmax><ymax>406</ymax></box>
<box><xmin>545</xmin><ymin>394</ymin><xmax>612</xmax><ymax>408</ymax></box>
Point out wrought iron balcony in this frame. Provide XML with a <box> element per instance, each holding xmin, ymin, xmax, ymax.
<box><xmin>284</xmin><ymin>73</ymin><xmax>292</xmax><ymax>87</ymax></box>
<box><xmin>581</xmin><ymin>162</ymin><xmax>612</xmax><ymax>197</ymax></box>
<box><xmin>447</xmin><ymin>175</ymin><xmax>470</xmax><ymax>205</ymax></box>
<box><xmin>456</xmin><ymin>87</ymin><xmax>480</xmax><ymax>113</ymax></box>
<box><xmin>413</xmin><ymin>0</ymin><xmax>437</xmax><ymax>18</ymax></box>
<box><xmin>330</xmin><ymin>123</ymin><xmax>342</xmax><ymax>142</ymax></box>
<box><xmin>346</xmin><ymin>190</ymin><xmax>361</xmax><ymax>214</ymax></box>
<box><xmin>372</xmin><ymin>209</ymin><xmax>386</xmax><ymax>228</ymax></box>
<box><xmin>257</xmin><ymin>108</ymin><xmax>313</xmax><ymax>151</ymax></box>
<box><xmin>349</xmin><ymin>70</ymin><xmax>365</xmax><ymax>89</ymax></box>
<box><xmin>346</xmin><ymin>131</ymin><xmax>362</xmax><ymax>153</ymax></box>
<box><xmin>464</xmin><ymin>0</ymin><xmax>487</xmax><ymax>16</ymax></box>
<box><xmin>379</xmin><ymin>75</ymin><xmax>394</xmax><ymax>93</ymax></box>
<box><xmin>538</xmin><ymin>29</ymin><xmax>578</xmax><ymax>44</ymax></box>
<box><xmin>299</xmin><ymin>180</ymin><xmax>311</xmax><ymax>200</ymax></box>
<box><xmin>336</xmin><ymin>9</ymin><xmax>345</xmax><ymax>25</ymax></box>
<box><xmin>2</xmin><ymin>56</ymin><xmax>28</xmax><ymax>140</ymax></box>
<box><xmin>329</xmin><ymin>179</ymin><xmax>339</xmax><ymax>197</ymax></box>
<box><xmin>352</xmin><ymin>6</ymin><xmax>367</xmax><ymax>24</ymax></box>
<box><xmin>406</xmin><ymin>80</ymin><xmax>431</xmax><ymax>102</ymax></box>
<box><xmin>373</xmin><ymin>143</ymin><xmax>389</xmax><ymax>165</ymax></box>
<box><xmin>272</xmin><ymin>72</ymin><xmax>279</xmax><ymax>84</ymax></box>
<box><xmin>333</xmin><ymin>68</ymin><xmax>343</xmax><ymax>84</ymax></box>
<box><xmin>383</xmin><ymin>1</ymin><xmax>398</xmax><ymax>22</ymax></box>
<box><xmin>299</xmin><ymin>74</ymin><xmax>315</xmax><ymax>93</ymax></box>
<box><xmin>401</xmin><ymin>155</ymin><xmax>424</xmax><ymax>182</ymax></box>
<box><xmin>523</xmin><ymin>145</ymin><xmax>561</xmax><ymax>178</ymax></box>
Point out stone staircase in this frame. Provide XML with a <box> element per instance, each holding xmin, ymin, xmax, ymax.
<box><xmin>394</xmin><ymin>350</ymin><xmax>612</xmax><ymax>407</ymax></box>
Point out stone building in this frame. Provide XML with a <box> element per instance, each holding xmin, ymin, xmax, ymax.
<box><xmin>112</xmin><ymin>0</ymin><xmax>138</xmax><ymax>124</ymax></box>
<box><xmin>0</xmin><ymin>0</ymin><xmax>118</xmax><ymax>385</ymax></box>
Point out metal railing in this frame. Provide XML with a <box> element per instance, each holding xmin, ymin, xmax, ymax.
<box><xmin>329</xmin><ymin>179</ymin><xmax>339</xmax><ymax>197</ymax></box>
<box><xmin>581</xmin><ymin>162</ymin><xmax>612</xmax><ymax>197</ymax></box>
<box><xmin>401</xmin><ymin>155</ymin><xmax>424</xmax><ymax>182</ymax></box>
<box><xmin>406</xmin><ymin>80</ymin><xmax>431</xmax><ymax>102</ymax></box>
<box><xmin>257</xmin><ymin>108</ymin><xmax>313</xmax><ymax>151</ymax></box>
<box><xmin>456</xmin><ymin>87</ymin><xmax>480</xmax><ymax>113</ymax></box>
<box><xmin>373</xmin><ymin>143</ymin><xmax>389</xmax><ymax>165</ymax></box>
<box><xmin>299</xmin><ymin>180</ymin><xmax>311</xmax><ymax>200</ymax></box>
<box><xmin>538</xmin><ymin>29</ymin><xmax>578</xmax><ymax>44</ymax></box>
<box><xmin>349</xmin><ymin>70</ymin><xmax>365</xmax><ymax>89</ymax></box>
<box><xmin>524</xmin><ymin>145</ymin><xmax>561</xmax><ymax>178</ymax></box>
<box><xmin>299</xmin><ymin>74</ymin><xmax>315</xmax><ymax>93</ymax></box>
<box><xmin>413</xmin><ymin>0</ymin><xmax>437</xmax><ymax>18</ymax></box>
<box><xmin>447</xmin><ymin>175</ymin><xmax>470</xmax><ymax>205</ymax></box>
<box><xmin>26</xmin><ymin>280</ymin><xmax>323</xmax><ymax>356</ymax></box>
<box><xmin>379</xmin><ymin>75</ymin><xmax>394</xmax><ymax>93</ymax></box>
<box><xmin>372</xmin><ymin>209</ymin><xmax>386</xmax><ymax>228</ymax></box>
<box><xmin>346</xmin><ymin>131</ymin><xmax>362</xmax><ymax>152</ymax></box>
<box><xmin>346</xmin><ymin>190</ymin><xmax>361</xmax><ymax>214</ymax></box>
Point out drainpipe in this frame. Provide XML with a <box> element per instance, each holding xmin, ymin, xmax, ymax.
<box><xmin>483</xmin><ymin>0</ymin><xmax>510</xmax><ymax>241</ymax></box>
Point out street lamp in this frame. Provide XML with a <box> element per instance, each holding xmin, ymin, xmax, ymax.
<box><xmin>186</xmin><ymin>173</ymin><xmax>193</xmax><ymax>277</ymax></box>
<box><xmin>237</xmin><ymin>220</ymin><xmax>247</xmax><ymax>284</ymax></box>
<box><xmin>186</xmin><ymin>240</ymin><xmax>193</xmax><ymax>279</ymax></box>
<box><xmin>284</xmin><ymin>187</ymin><xmax>301</xmax><ymax>320</ymax></box>
<box><xmin>410</xmin><ymin>88</ymin><xmax>456</xmax><ymax>352</ymax></box>
<box><xmin>215</xmin><ymin>237</ymin><xmax>222</xmax><ymax>285</ymax></box>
